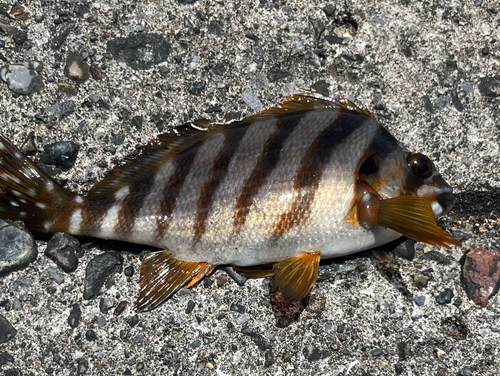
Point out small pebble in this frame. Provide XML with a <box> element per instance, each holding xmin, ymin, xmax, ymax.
<box><xmin>64</xmin><ymin>52</ymin><xmax>90</xmax><ymax>82</ymax></box>
<box><xmin>0</xmin><ymin>314</ymin><xmax>16</xmax><ymax>344</ymax></box>
<box><xmin>0</xmin><ymin>61</ymin><xmax>44</xmax><ymax>95</ymax></box>
<box><xmin>39</xmin><ymin>141</ymin><xmax>80</xmax><ymax>172</ymax></box>
<box><xmin>83</xmin><ymin>251</ymin><xmax>124</xmax><ymax>300</ymax></box>
<box><xmin>67</xmin><ymin>303</ymin><xmax>82</xmax><ymax>328</ymax></box>
<box><xmin>241</xmin><ymin>88</ymin><xmax>262</xmax><ymax>112</ymax></box>
<box><xmin>44</xmin><ymin>232</ymin><xmax>80</xmax><ymax>273</ymax></box>
<box><xmin>436</xmin><ymin>288</ymin><xmax>454</xmax><ymax>305</ymax></box>
<box><xmin>0</xmin><ymin>220</ymin><xmax>37</xmax><ymax>276</ymax></box>
<box><xmin>188</xmin><ymin>81</ymin><xmax>206</xmax><ymax>96</ymax></box>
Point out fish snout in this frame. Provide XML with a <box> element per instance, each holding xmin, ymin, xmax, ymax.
<box><xmin>436</xmin><ymin>191</ymin><xmax>455</xmax><ymax>215</ymax></box>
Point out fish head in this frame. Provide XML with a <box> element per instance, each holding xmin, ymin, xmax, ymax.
<box><xmin>357</xmin><ymin>133</ymin><xmax>454</xmax><ymax>217</ymax></box>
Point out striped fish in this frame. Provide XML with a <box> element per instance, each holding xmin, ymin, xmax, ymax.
<box><xmin>0</xmin><ymin>94</ymin><xmax>460</xmax><ymax>311</ymax></box>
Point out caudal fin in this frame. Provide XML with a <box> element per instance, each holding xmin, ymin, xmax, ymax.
<box><xmin>0</xmin><ymin>135</ymin><xmax>77</xmax><ymax>234</ymax></box>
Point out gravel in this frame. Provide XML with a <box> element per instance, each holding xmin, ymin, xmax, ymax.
<box><xmin>0</xmin><ymin>1</ymin><xmax>499</xmax><ymax>375</ymax></box>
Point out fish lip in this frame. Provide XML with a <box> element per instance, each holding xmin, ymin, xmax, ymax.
<box><xmin>436</xmin><ymin>192</ymin><xmax>455</xmax><ymax>215</ymax></box>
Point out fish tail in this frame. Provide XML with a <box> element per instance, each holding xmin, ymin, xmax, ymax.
<box><xmin>0</xmin><ymin>135</ymin><xmax>80</xmax><ymax>234</ymax></box>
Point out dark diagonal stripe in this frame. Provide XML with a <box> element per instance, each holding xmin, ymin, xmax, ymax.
<box><xmin>194</xmin><ymin>126</ymin><xmax>248</xmax><ymax>241</ymax></box>
<box><xmin>80</xmin><ymin>196</ymin><xmax>116</xmax><ymax>236</ymax></box>
<box><xmin>156</xmin><ymin>148</ymin><xmax>198</xmax><ymax>237</ymax></box>
<box><xmin>233</xmin><ymin>115</ymin><xmax>303</xmax><ymax>234</ymax></box>
<box><xmin>273</xmin><ymin>111</ymin><xmax>365</xmax><ymax>238</ymax></box>
<box><xmin>117</xmin><ymin>172</ymin><xmax>156</xmax><ymax>235</ymax></box>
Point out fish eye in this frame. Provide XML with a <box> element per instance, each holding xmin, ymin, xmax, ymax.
<box><xmin>408</xmin><ymin>153</ymin><xmax>434</xmax><ymax>179</ymax></box>
<box><xmin>359</xmin><ymin>154</ymin><xmax>379</xmax><ymax>176</ymax></box>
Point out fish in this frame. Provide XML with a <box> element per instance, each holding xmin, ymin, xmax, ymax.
<box><xmin>0</xmin><ymin>94</ymin><xmax>461</xmax><ymax>311</ymax></box>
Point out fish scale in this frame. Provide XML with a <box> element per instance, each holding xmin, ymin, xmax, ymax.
<box><xmin>0</xmin><ymin>94</ymin><xmax>461</xmax><ymax>311</ymax></box>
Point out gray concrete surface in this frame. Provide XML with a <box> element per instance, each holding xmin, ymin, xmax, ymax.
<box><xmin>0</xmin><ymin>0</ymin><xmax>499</xmax><ymax>375</ymax></box>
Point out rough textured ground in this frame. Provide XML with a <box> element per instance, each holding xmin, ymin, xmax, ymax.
<box><xmin>0</xmin><ymin>0</ymin><xmax>499</xmax><ymax>375</ymax></box>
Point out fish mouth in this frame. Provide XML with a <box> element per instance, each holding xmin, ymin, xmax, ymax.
<box><xmin>434</xmin><ymin>192</ymin><xmax>455</xmax><ymax>216</ymax></box>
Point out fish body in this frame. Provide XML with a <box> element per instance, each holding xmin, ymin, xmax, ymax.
<box><xmin>0</xmin><ymin>94</ymin><xmax>460</xmax><ymax>310</ymax></box>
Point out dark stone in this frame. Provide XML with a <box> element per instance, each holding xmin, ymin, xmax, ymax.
<box><xmin>39</xmin><ymin>141</ymin><xmax>80</xmax><ymax>171</ymax></box>
<box><xmin>13</xmin><ymin>30</ymin><xmax>28</xmax><ymax>45</ymax></box>
<box><xmin>126</xmin><ymin>315</ymin><xmax>139</xmax><ymax>328</ymax></box>
<box><xmin>324</xmin><ymin>35</ymin><xmax>343</xmax><ymax>45</ymax></box>
<box><xmin>230</xmin><ymin>303</ymin><xmax>245</xmax><ymax>313</ymax></box>
<box><xmin>310</xmin><ymin>19</ymin><xmax>325</xmax><ymax>41</ymax></box>
<box><xmin>131</xmin><ymin>116</ymin><xmax>143</xmax><ymax>131</ymax></box>
<box><xmin>241</xmin><ymin>327</ymin><xmax>270</xmax><ymax>351</ymax></box>
<box><xmin>159</xmin><ymin>65</ymin><xmax>170</xmax><ymax>77</ymax></box>
<box><xmin>189</xmin><ymin>339</ymin><xmax>201</xmax><ymax>349</ymax></box>
<box><xmin>208</xmin><ymin>20</ymin><xmax>224</xmax><ymax>35</ymax></box>
<box><xmin>45</xmin><ymin>100</ymin><xmax>76</xmax><ymax>119</ymax></box>
<box><xmin>436</xmin><ymin>288</ymin><xmax>454</xmax><ymax>305</ymax></box>
<box><xmin>303</xmin><ymin>345</ymin><xmax>323</xmax><ymax>362</ymax></box>
<box><xmin>450</xmin><ymin>89</ymin><xmax>464</xmax><ymax>111</ymax></box>
<box><xmin>478</xmin><ymin>76</ymin><xmax>500</xmax><ymax>97</ymax></box>
<box><xmin>5</xmin><ymin>369</ymin><xmax>21</xmax><ymax>376</ymax></box>
<box><xmin>85</xmin><ymin>329</ymin><xmax>97</xmax><ymax>341</ymax></box>
<box><xmin>264</xmin><ymin>350</ymin><xmax>275</xmax><ymax>367</ymax></box>
<box><xmin>421</xmin><ymin>95</ymin><xmax>434</xmax><ymax>113</ymax></box>
<box><xmin>414</xmin><ymin>295</ymin><xmax>426</xmax><ymax>306</ymax></box>
<box><xmin>371</xmin><ymin>348</ymin><xmax>383</xmax><ymax>356</ymax></box>
<box><xmin>341</xmin><ymin>52</ymin><xmax>364</xmax><ymax>63</ymax></box>
<box><xmin>83</xmin><ymin>251</ymin><xmax>124</xmax><ymax>299</ymax></box>
<box><xmin>68</xmin><ymin>303</ymin><xmax>82</xmax><ymax>328</ymax></box>
<box><xmin>268</xmin><ymin>65</ymin><xmax>289</xmax><ymax>82</ymax></box>
<box><xmin>401</xmin><ymin>45</ymin><xmax>412</xmax><ymax>58</ymax></box>
<box><xmin>0</xmin><ymin>351</ymin><xmax>14</xmax><ymax>366</ymax></box>
<box><xmin>188</xmin><ymin>81</ymin><xmax>206</xmax><ymax>96</ymax></box>
<box><xmin>0</xmin><ymin>40</ymin><xmax>5</xmax><ymax>48</ymax></box>
<box><xmin>393</xmin><ymin>239</ymin><xmax>416</xmax><ymax>261</ymax></box>
<box><xmin>323</xmin><ymin>4</ymin><xmax>336</xmax><ymax>17</ymax></box>
<box><xmin>185</xmin><ymin>300</ymin><xmax>196</xmax><ymax>314</ymax></box>
<box><xmin>0</xmin><ymin>314</ymin><xmax>16</xmax><ymax>344</ymax></box>
<box><xmin>481</xmin><ymin>47</ymin><xmax>490</xmax><ymax>56</ymax></box>
<box><xmin>99</xmin><ymin>297</ymin><xmax>115</xmax><ymax>313</ymax></box>
<box><xmin>0</xmin><ymin>220</ymin><xmax>37</xmax><ymax>276</ymax></box>
<box><xmin>64</xmin><ymin>52</ymin><xmax>90</xmax><ymax>82</ymax></box>
<box><xmin>124</xmin><ymin>265</ymin><xmax>134</xmax><ymax>277</ymax></box>
<box><xmin>311</xmin><ymin>80</ymin><xmax>329</xmax><ymax>97</ymax></box>
<box><xmin>44</xmin><ymin>232</ymin><xmax>80</xmax><ymax>273</ymax></box>
<box><xmin>434</xmin><ymin>96</ymin><xmax>449</xmax><ymax>110</ymax></box>
<box><xmin>373</xmin><ymin>91</ymin><xmax>386</xmax><ymax>110</ymax></box>
<box><xmin>76</xmin><ymin>358</ymin><xmax>88</xmax><ymax>375</ymax></box>
<box><xmin>107</xmin><ymin>33</ymin><xmax>171</xmax><ymax>70</ymax></box>
<box><xmin>245</xmin><ymin>33</ymin><xmax>259</xmax><ymax>43</ymax></box>
<box><xmin>51</xmin><ymin>22</ymin><xmax>76</xmax><ymax>50</ymax></box>
<box><xmin>419</xmin><ymin>250</ymin><xmax>452</xmax><ymax>265</ymax></box>
<box><xmin>205</xmin><ymin>105</ymin><xmax>222</xmax><ymax>113</ymax></box>
<box><xmin>397</xmin><ymin>342</ymin><xmax>410</xmax><ymax>360</ymax></box>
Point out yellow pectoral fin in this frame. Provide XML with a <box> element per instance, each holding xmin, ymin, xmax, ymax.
<box><xmin>372</xmin><ymin>196</ymin><xmax>461</xmax><ymax>249</ymax></box>
<box><xmin>136</xmin><ymin>251</ymin><xmax>214</xmax><ymax>312</ymax></box>
<box><xmin>272</xmin><ymin>251</ymin><xmax>321</xmax><ymax>302</ymax></box>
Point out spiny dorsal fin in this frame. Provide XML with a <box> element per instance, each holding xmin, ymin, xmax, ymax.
<box><xmin>87</xmin><ymin>123</ymin><xmax>215</xmax><ymax>199</ymax></box>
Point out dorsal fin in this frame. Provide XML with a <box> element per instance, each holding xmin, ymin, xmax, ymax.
<box><xmin>87</xmin><ymin>123</ymin><xmax>214</xmax><ymax>199</ymax></box>
<box><xmin>254</xmin><ymin>94</ymin><xmax>374</xmax><ymax>118</ymax></box>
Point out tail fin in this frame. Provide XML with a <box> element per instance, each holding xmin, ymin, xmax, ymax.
<box><xmin>0</xmin><ymin>135</ymin><xmax>77</xmax><ymax>234</ymax></box>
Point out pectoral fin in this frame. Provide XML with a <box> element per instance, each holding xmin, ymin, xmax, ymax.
<box><xmin>361</xmin><ymin>195</ymin><xmax>461</xmax><ymax>249</ymax></box>
<box><xmin>136</xmin><ymin>251</ymin><xmax>215</xmax><ymax>312</ymax></box>
<box><xmin>272</xmin><ymin>251</ymin><xmax>321</xmax><ymax>302</ymax></box>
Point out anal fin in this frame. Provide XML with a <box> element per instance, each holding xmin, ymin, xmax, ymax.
<box><xmin>136</xmin><ymin>251</ymin><xmax>215</xmax><ymax>312</ymax></box>
<box><xmin>272</xmin><ymin>251</ymin><xmax>321</xmax><ymax>302</ymax></box>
